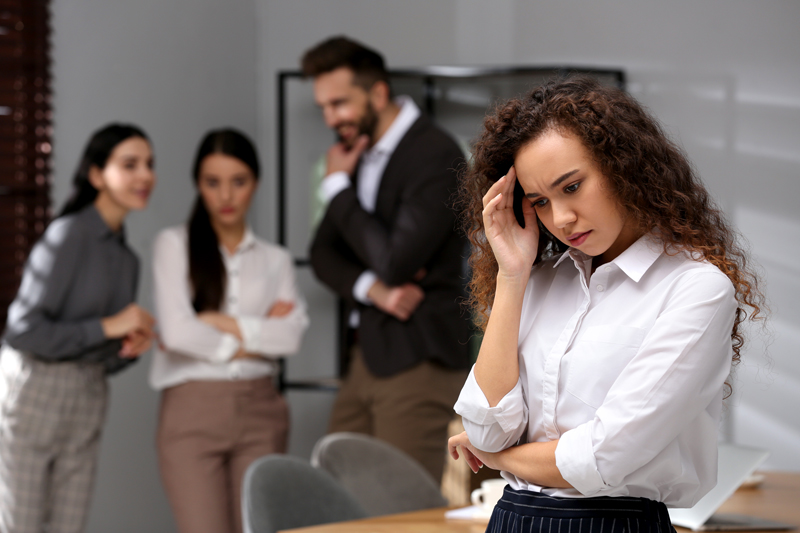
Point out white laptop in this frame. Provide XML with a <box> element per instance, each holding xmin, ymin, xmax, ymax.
<box><xmin>668</xmin><ymin>443</ymin><xmax>794</xmax><ymax>531</ymax></box>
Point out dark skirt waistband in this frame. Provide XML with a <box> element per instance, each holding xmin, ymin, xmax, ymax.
<box><xmin>488</xmin><ymin>486</ymin><xmax>673</xmax><ymax>533</ymax></box>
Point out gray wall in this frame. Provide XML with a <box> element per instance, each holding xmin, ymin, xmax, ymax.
<box><xmin>49</xmin><ymin>1</ymin><xmax>799</xmax><ymax>532</ymax></box>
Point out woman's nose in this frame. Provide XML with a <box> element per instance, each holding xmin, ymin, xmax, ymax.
<box><xmin>552</xmin><ymin>202</ymin><xmax>577</xmax><ymax>228</ymax></box>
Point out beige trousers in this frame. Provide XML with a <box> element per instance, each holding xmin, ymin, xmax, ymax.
<box><xmin>328</xmin><ymin>347</ymin><xmax>468</xmax><ymax>483</ymax></box>
<box><xmin>157</xmin><ymin>377</ymin><xmax>288</xmax><ymax>533</ymax></box>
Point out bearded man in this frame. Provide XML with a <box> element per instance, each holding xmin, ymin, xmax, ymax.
<box><xmin>302</xmin><ymin>36</ymin><xmax>471</xmax><ymax>482</ymax></box>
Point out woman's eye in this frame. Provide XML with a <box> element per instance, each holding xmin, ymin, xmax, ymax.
<box><xmin>565</xmin><ymin>182</ymin><xmax>581</xmax><ymax>194</ymax></box>
<box><xmin>534</xmin><ymin>198</ymin><xmax>548</xmax><ymax>208</ymax></box>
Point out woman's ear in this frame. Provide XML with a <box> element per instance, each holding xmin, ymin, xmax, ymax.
<box><xmin>87</xmin><ymin>165</ymin><xmax>105</xmax><ymax>191</ymax></box>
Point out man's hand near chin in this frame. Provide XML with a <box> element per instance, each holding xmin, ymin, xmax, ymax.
<box><xmin>367</xmin><ymin>279</ymin><xmax>425</xmax><ymax>322</ymax></box>
<box><xmin>325</xmin><ymin>135</ymin><xmax>369</xmax><ymax>176</ymax></box>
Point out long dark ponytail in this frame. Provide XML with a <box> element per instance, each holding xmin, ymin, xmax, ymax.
<box><xmin>189</xmin><ymin>128</ymin><xmax>260</xmax><ymax>312</ymax></box>
<box><xmin>59</xmin><ymin>123</ymin><xmax>149</xmax><ymax>218</ymax></box>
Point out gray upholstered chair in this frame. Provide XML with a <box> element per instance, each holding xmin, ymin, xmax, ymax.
<box><xmin>241</xmin><ymin>454</ymin><xmax>367</xmax><ymax>533</ymax></box>
<box><xmin>310</xmin><ymin>432</ymin><xmax>448</xmax><ymax>517</ymax></box>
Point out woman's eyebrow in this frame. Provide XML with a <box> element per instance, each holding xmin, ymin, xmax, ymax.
<box><xmin>525</xmin><ymin>169</ymin><xmax>579</xmax><ymax>199</ymax></box>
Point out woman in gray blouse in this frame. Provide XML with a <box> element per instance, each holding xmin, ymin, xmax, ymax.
<box><xmin>0</xmin><ymin>123</ymin><xmax>157</xmax><ymax>533</ymax></box>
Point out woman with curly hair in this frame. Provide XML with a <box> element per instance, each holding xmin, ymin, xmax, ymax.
<box><xmin>448</xmin><ymin>76</ymin><xmax>764</xmax><ymax>533</ymax></box>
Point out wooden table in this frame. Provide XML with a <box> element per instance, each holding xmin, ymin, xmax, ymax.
<box><xmin>281</xmin><ymin>472</ymin><xmax>800</xmax><ymax>533</ymax></box>
<box><xmin>699</xmin><ymin>471</ymin><xmax>800</xmax><ymax>531</ymax></box>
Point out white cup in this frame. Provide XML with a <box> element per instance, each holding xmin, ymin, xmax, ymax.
<box><xmin>470</xmin><ymin>478</ymin><xmax>507</xmax><ymax>511</ymax></box>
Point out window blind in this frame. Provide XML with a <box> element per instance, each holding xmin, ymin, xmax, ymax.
<box><xmin>0</xmin><ymin>0</ymin><xmax>51</xmax><ymax>331</ymax></box>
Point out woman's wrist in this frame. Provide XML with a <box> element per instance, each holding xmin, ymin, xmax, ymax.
<box><xmin>198</xmin><ymin>311</ymin><xmax>243</xmax><ymax>341</ymax></box>
<box><xmin>495</xmin><ymin>272</ymin><xmax>529</xmax><ymax>298</ymax></box>
<box><xmin>100</xmin><ymin>317</ymin><xmax>119</xmax><ymax>339</ymax></box>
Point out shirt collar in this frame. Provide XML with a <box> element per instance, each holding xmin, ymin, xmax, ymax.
<box><xmin>611</xmin><ymin>233</ymin><xmax>662</xmax><ymax>281</ymax></box>
<box><xmin>82</xmin><ymin>204</ymin><xmax>126</xmax><ymax>243</ymax></box>
<box><xmin>368</xmin><ymin>96</ymin><xmax>420</xmax><ymax>157</ymax></box>
<box><xmin>553</xmin><ymin>233</ymin><xmax>662</xmax><ymax>282</ymax></box>
<box><xmin>220</xmin><ymin>226</ymin><xmax>257</xmax><ymax>256</ymax></box>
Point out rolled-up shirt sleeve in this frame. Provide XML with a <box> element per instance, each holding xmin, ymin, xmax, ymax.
<box><xmin>555</xmin><ymin>270</ymin><xmax>737</xmax><ymax>496</ymax></box>
<box><xmin>235</xmin><ymin>249</ymin><xmax>308</xmax><ymax>356</ymax></box>
<box><xmin>454</xmin><ymin>366</ymin><xmax>528</xmax><ymax>452</ymax></box>
<box><xmin>153</xmin><ymin>229</ymin><xmax>240</xmax><ymax>363</ymax></box>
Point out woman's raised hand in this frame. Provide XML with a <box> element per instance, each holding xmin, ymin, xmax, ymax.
<box><xmin>101</xmin><ymin>303</ymin><xmax>155</xmax><ymax>340</ymax></box>
<box><xmin>119</xmin><ymin>330</ymin><xmax>153</xmax><ymax>358</ymax></box>
<box><xmin>482</xmin><ymin>167</ymin><xmax>539</xmax><ymax>279</ymax></box>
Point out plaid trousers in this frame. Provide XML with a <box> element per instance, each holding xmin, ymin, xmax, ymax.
<box><xmin>0</xmin><ymin>345</ymin><xmax>107</xmax><ymax>533</ymax></box>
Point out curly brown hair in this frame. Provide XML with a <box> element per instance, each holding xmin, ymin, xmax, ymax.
<box><xmin>459</xmin><ymin>75</ymin><xmax>764</xmax><ymax>380</ymax></box>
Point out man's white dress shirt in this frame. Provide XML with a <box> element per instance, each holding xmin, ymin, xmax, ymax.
<box><xmin>454</xmin><ymin>234</ymin><xmax>737</xmax><ymax>507</ymax></box>
<box><xmin>320</xmin><ymin>96</ymin><xmax>420</xmax><ymax>305</ymax></box>
<box><xmin>149</xmin><ymin>226</ymin><xmax>308</xmax><ymax>390</ymax></box>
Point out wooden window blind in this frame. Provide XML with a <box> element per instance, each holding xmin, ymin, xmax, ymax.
<box><xmin>0</xmin><ymin>0</ymin><xmax>51</xmax><ymax>331</ymax></box>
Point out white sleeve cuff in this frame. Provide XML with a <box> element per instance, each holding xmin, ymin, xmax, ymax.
<box><xmin>212</xmin><ymin>333</ymin><xmax>241</xmax><ymax>363</ymax></box>
<box><xmin>454</xmin><ymin>366</ymin><xmax>526</xmax><ymax>435</ymax></box>
<box><xmin>236</xmin><ymin>316</ymin><xmax>262</xmax><ymax>353</ymax></box>
<box><xmin>352</xmin><ymin>270</ymin><xmax>377</xmax><ymax>304</ymax></box>
<box><xmin>320</xmin><ymin>171</ymin><xmax>351</xmax><ymax>203</ymax></box>
<box><xmin>555</xmin><ymin>423</ymin><xmax>607</xmax><ymax>496</ymax></box>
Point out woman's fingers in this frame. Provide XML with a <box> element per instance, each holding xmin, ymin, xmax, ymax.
<box><xmin>448</xmin><ymin>436</ymin><xmax>461</xmax><ymax>460</ymax></box>
<box><xmin>448</xmin><ymin>432</ymin><xmax>484</xmax><ymax>473</ymax></box>
<box><xmin>482</xmin><ymin>192</ymin><xmax>504</xmax><ymax>226</ymax></box>
<box><xmin>267</xmin><ymin>300</ymin><xmax>295</xmax><ymax>318</ymax></box>
<box><xmin>461</xmin><ymin>445</ymin><xmax>484</xmax><ymax>473</ymax></box>
<box><xmin>500</xmin><ymin>166</ymin><xmax>517</xmax><ymax>210</ymax></box>
<box><xmin>482</xmin><ymin>172</ymin><xmax>510</xmax><ymax>208</ymax></box>
<box><xmin>521</xmin><ymin>196</ymin><xmax>538</xmax><ymax>230</ymax></box>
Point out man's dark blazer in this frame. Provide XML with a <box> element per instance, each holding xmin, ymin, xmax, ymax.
<box><xmin>310</xmin><ymin>115</ymin><xmax>471</xmax><ymax>378</ymax></box>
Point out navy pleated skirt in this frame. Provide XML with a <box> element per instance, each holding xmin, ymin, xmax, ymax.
<box><xmin>486</xmin><ymin>486</ymin><xmax>675</xmax><ymax>533</ymax></box>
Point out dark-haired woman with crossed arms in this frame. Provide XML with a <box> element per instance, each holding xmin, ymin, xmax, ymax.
<box><xmin>150</xmin><ymin>129</ymin><xmax>307</xmax><ymax>533</ymax></box>
<box><xmin>0</xmin><ymin>123</ymin><xmax>156</xmax><ymax>533</ymax></box>
<box><xmin>448</xmin><ymin>77</ymin><xmax>765</xmax><ymax>533</ymax></box>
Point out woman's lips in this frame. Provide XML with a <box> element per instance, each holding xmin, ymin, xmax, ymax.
<box><xmin>567</xmin><ymin>230</ymin><xmax>591</xmax><ymax>247</ymax></box>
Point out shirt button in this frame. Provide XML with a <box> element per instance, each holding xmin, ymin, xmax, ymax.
<box><xmin>229</xmin><ymin>297</ymin><xmax>237</xmax><ymax>304</ymax></box>
<box><xmin>597</xmin><ymin>285</ymin><xmax>605</xmax><ymax>292</ymax></box>
<box><xmin>604</xmin><ymin>266</ymin><xmax>612</xmax><ymax>272</ymax></box>
<box><xmin>230</xmin><ymin>270</ymin><xmax>238</xmax><ymax>277</ymax></box>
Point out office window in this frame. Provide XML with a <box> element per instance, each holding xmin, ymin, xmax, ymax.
<box><xmin>0</xmin><ymin>0</ymin><xmax>52</xmax><ymax>330</ymax></box>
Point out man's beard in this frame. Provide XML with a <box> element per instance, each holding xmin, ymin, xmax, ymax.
<box><xmin>336</xmin><ymin>103</ymin><xmax>379</xmax><ymax>147</ymax></box>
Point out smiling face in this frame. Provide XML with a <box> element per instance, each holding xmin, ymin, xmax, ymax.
<box><xmin>313</xmin><ymin>67</ymin><xmax>380</xmax><ymax>147</ymax></box>
<box><xmin>90</xmin><ymin>136</ymin><xmax>155</xmax><ymax>214</ymax></box>
<box><xmin>515</xmin><ymin>129</ymin><xmax>641</xmax><ymax>265</ymax></box>
<box><xmin>197</xmin><ymin>153</ymin><xmax>257</xmax><ymax>231</ymax></box>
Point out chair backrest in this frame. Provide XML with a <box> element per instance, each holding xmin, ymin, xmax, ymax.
<box><xmin>311</xmin><ymin>432</ymin><xmax>448</xmax><ymax>517</ymax></box>
<box><xmin>242</xmin><ymin>454</ymin><xmax>367</xmax><ymax>533</ymax></box>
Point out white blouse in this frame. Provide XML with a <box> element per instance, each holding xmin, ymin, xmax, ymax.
<box><xmin>149</xmin><ymin>226</ymin><xmax>308</xmax><ymax>390</ymax></box>
<box><xmin>454</xmin><ymin>235</ymin><xmax>737</xmax><ymax>508</ymax></box>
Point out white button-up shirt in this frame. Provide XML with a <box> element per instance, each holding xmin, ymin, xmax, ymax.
<box><xmin>454</xmin><ymin>235</ymin><xmax>737</xmax><ymax>507</ymax></box>
<box><xmin>149</xmin><ymin>226</ymin><xmax>309</xmax><ymax>390</ymax></box>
